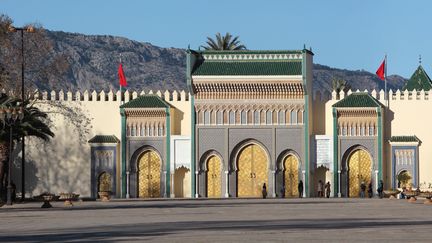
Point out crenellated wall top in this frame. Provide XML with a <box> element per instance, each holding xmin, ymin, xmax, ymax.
<box><xmin>313</xmin><ymin>89</ymin><xmax>432</xmax><ymax>102</ymax></box>
<box><xmin>3</xmin><ymin>88</ymin><xmax>431</xmax><ymax>103</ymax></box>
<box><xmin>11</xmin><ymin>89</ymin><xmax>192</xmax><ymax>102</ymax></box>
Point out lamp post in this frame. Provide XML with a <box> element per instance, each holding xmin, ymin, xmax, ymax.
<box><xmin>7</xmin><ymin>25</ymin><xmax>34</xmax><ymax>202</ymax></box>
<box><xmin>0</xmin><ymin>106</ymin><xmax>24</xmax><ymax>205</ymax></box>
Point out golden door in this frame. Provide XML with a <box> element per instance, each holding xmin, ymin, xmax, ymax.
<box><xmin>138</xmin><ymin>150</ymin><xmax>161</xmax><ymax>198</ymax></box>
<box><xmin>237</xmin><ymin>144</ymin><xmax>268</xmax><ymax>197</ymax></box>
<box><xmin>348</xmin><ymin>149</ymin><xmax>372</xmax><ymax>197</ymax></box>
<box><xmin>207</xmin><ymin>155</ymin><xmax>222</xmax><ymax>198</ymax></box>
<box><xmin>98</xmin><ymin>172</ymin><xmax>111</xmax><ymax>192</ymax></box>
<box><xmin>284</xmin><ymin>155</ymin><xmax>299</xmax><ymax>198</ymax></box>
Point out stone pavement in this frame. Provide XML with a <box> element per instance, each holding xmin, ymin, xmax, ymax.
<box><xmin>0</xmin><ymin>198</ymin><xmax>432</xmax><ymax>242</ymax></box>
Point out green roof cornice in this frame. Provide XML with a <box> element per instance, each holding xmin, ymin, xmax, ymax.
<box><xmin>88</xmin><ymin>135</ymin><xmax>120</xmax><ymax>144</ymax></box>
<box><xmin>120</xmin><ymin>95</ymin><xmax>171</xmax><ymax>109</ymax></box>
<box><xmin>198</xmin><ymin>50</ymin><xmax>304</xmax><ymax>55</ymax></box>
<box><xmin>333</xmin><ymin>92</ymin><xmax>382</xmax><ymax>108</ymax></box>
<box><xmin>389</xmin><ymin>136</ymin><xmax>420</xmax><ymax>143</ymax></box>
<box><xmin>403</xmin><ymin>65</ymin><xmax>432</xmax><ymax>91</ymax></box>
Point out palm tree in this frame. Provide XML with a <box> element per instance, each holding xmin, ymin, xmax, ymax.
<box><xmin>0</xmin><ymin>93</ymin><xmax>54</xmax><ymax>202</ymax></box>
<box><xmin>332</xmin><ymin>77</ymin><xmax>351</xmax><ymax>99</ymax></box>
<box><xmin>201</xmin><ymin>32</ymin><xmax>247</xmax><ymax>50</ymax></box>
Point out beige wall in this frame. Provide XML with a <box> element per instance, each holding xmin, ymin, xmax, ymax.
<box><xmin>25</xmin><ymin>90</ymin><xmax>191</xmax><ymax>198</ymax></box>
<box><xmin>316</xmin><ymin>89</ymin><xmax>432</xmax><ymax>190</ymax></box>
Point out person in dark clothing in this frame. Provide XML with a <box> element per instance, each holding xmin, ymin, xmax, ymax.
<box><xmin>318</xmin><ymin>180</ymin><xmax>323</xmax><ymax>197</ymax></box>
<box><xmin>280</xmin><ymin>185</ymin><xmax>285</xmax><ymax>198</ymax></box>
<box><xmin>377</xmin><ymin>180</ymin><xmax>384</xmax><ymax>199</ymax></box>
<box><xmin>262</xmin><ymin>183</ymin><xmax>267</xmax><ymax>199</ymax></box>
<box><xmin>367</xmin><ymin>181</ymin><xmax>373</xmax><ymax>198</ymax></box>
<box><xmin>298</xmin><ymin>180</ymin><xmax>304</xmax><ymax>198</ymax></box>
<box><xmin>360</xmin><ymin>181</ymin><xmax>366</xmax><ymax>198</ymax></box>
<box><xmin>325</xmin><ymin>181</ymin><xmax>331</xmax><ymax>198</ymax></box>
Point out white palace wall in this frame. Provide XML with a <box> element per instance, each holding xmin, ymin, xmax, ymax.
<box><xmin>23</xmin><ymin>90</ymin><xmax>191</xmax><ymax>198</ymax></box>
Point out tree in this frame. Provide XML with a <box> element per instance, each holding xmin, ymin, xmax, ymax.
<box><xmin>0</xmin><ymin>14</ymin><xmax>69</xmax><ymax>94</ymax></box>
<box><xmin>332</xmin><ymin>77</ymin><xmax>351</xmax><ymax>99</ymax></box>
<box><xmin>397</xmin><ymin>171</ymin><xmax>412</xmax><ymax>188</ymax></box>
<box><xmin>0</xmin><ymin>93</ymin><xmax>54</xmax><ymax>202</ymax></box>
<box><xmin>201</xmin><ymin>32</ymin><xmax>246</xmax><ymax>50</ymax></box>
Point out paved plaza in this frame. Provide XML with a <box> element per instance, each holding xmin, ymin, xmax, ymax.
<box><xmin>1</xmin><ymin>198</ymin><xmax>432</xmax><ymax>242</ymax></box>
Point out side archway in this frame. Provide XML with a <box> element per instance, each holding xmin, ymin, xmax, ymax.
<box><xmin>342</xmin><ymin>147</ymin><xmax>373</xmax><ymax>198</ymax></box>
<box><xmin>276</xmin><ymin>150</ymin><xmax>302</xmax><ymax>198</ymax></box>
<box><xmin>137</xmin><ymin>149</ymin><xmax>162</xmax><ymax>198</ymax></box>
<box><xmin>199</xmin><ymin>150</ymin><xmax>224</xmax><ymax>198</ymax></box>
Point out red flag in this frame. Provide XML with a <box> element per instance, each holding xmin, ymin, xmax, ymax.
<box><xmin>118</xmin><ymin>63</ymin><xmax>127</xmax><ymax>87</ymax></box>
<box><xmin>376</xmin><ymin>59</ymin><xmax>385</xmax><ymax>81</ymax></box>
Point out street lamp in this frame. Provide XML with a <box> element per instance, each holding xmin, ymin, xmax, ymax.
<box><xmin>7</xmin><ymin>25</ymin><xmax>34</xmax><ymax>201</ymax></box>
<box><xmin>0</xmin><ymin>106</ymin><xmax>24</xmax><ymax>205</ymax></box>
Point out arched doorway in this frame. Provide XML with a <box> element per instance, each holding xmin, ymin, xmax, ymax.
<box><xmin>237</xmin><ymin>144</ymin><xmax>268</xmax><ymax>197</ymax></box>
<box><xmin>397</xmin><ymin>170</ymin><xmax>412</xmax><ymax>188</ymax></box>
<box><xmin>98</xmin><ymin>172</ymin><xmax>111</xmax><ymax>193</ymax></box>
<box><xmin>174</xmin><ymin>166</ymin><xmax>191</xmax><ymax>198</ymax></box>
<box><xmin>207</xmin><ymin>155</ymin><xmax>222</xmax><ymax>198</ymax></box>
<box><xmin>137</xmin><ymin>150</ymin><xmax>161</xmax><ymax>198</ymax></box>
<box><xmin>283</xmin><ymin>155</ymin><xmax>299</xmax><ymax>198</ymax></box>
<box><xmin>348</xmin><ymin>149</ymin><xmax>372</xmax><ymax>197</ymax></box>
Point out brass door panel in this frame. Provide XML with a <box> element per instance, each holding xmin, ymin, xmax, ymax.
<box><xmin>98</xmin><ymin>172</ymin><xmax>111</xmax><ymax>192</ymax></box>
<box><xmin>138</xmin><ymin>150</ymin><xmax>161</xmax><ymax>198</ymax></box>
<box><xmin>284</xmin><ymin>155</ymin><xmax>299</xmax><ymax>198</ymax></box>
<box><xmin>348</xmin><ymin>149</ymin><xmax>372</xmax><ymax>198</ymax></box>
<box><xmin>207</xmin><ymin>155</ymin><xmax>222</xmax><ymax>198</ymax></box>
<box><xmin>237</xmin><ymin>144</ymin><xmax>268</xmax><ymax>197</ymax></box>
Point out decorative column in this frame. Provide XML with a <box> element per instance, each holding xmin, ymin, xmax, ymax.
<box><xmin>224</xmin><ymin>171</ymin><xmax>229</xmax><ymax>198</ymax></box>
<box><xmin>170</xmin><ymin>172</ymin><xmax>175</xmax><ymax>198</ymax></box>
<box><xmin>126</xmin><ymin>171</ymin><xmax>130</xmax><ymax>198</ymax></box>
<box><xmin>271</xmin><ymin>170</ymin><xmax>276</xmax><ymax>197</ymax></box>
<box><xmin>195</xmin><ymin>171</ymin><xmax>199</xmax><ymax>198</ymax></box>
<box><xmin>338</xmin><ymin>170</ymin><xmax>341</xmax><ymax>197</ymax></box>
<box><xmin>163</xmin><ymin>171</ymin><xmax>167</xmax><ymax>197</ymax></box>
<box><xmin>302</xmin><ymin>170</ymin><xmax>306</xmax><ymax>198</ymax></box>
<box><xmin>375</xmin><ymin>170</ymin><xmax>379</xmax><ymax>194</ymax></box>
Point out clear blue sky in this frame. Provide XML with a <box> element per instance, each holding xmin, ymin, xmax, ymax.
<box><xmin>2</xmin><ymin>0</ymin><xmax>429</xmax><ymax>78</ymax></box>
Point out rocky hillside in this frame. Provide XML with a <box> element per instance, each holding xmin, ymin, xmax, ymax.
<box><xmin>42</xmin><ymin>30</ymin><xmax>407</xmax><ymax>93</ymax></box>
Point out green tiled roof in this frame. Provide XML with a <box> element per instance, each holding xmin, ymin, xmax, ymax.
<box><xmin>88</xmin><ymin>135</ymin><xmax>119</xmax><ymax>144</ymax></box>
<box><xmin>403</xmin><ymin>65</ymin><xmax>432</xmax><ymax>91</ymax></box>
<box><xmin>192</xmin><ymin>61</ymin><xmax>302</xmax><ymax>76</ymax></box>
<box><xmin>120</xmin><ymin>95</ymin><xmax>170</xmax><ymax>108</ymax></box>
<box><xmin>389</xmin><ymin>136</ymin><xmax>420</xmax><ymax>143</ymax></box>
<box><xmin>333</xmin><ymin>92</ymin><xmax>382</xmax><ymax>108</ymax></box>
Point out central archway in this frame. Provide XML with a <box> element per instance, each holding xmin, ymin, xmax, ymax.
<box><xmin>137</xmin><ymin>150</ymin><xmax>161</xmax><ymax>198</ymax></box>
<box><xmin>237</xmin><ymin>144</ymin><xmax>268</xmax><ymax>197</ymax></box>
<box><xmin>348</xmin><ymin>149</ymin><xmax>372</xmax><ymax>197</ymax></box>
<box><xmin>284</xmin><ymin>155</ymin><xmax>299</xmax><ymax>198</ymax></box>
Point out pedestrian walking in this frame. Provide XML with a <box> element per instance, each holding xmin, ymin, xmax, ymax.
<box><xmin>280</xmin><ymin>185</ymin><xmax>285</xmax><ymax>198</ymax></box>
<box><xmin>318</xmin><ymin>180</ymin><xmax>323</xmax><ymax>197</ymax></box>
<box><xmin>262</xmin><ymin>183</ymin><xmax>267</xmax><ymax>199</ymax></box>
<box><xmin>298</xmin><ymin>180</ymin><xmax>303</xmax><ymax>198</ymax></box>
<box><xmin>360</xmin><ymin>181</ymin><xmax>366</xmax><ymax>198</ymax></box>
<box><xmin>378</xmin><ymin>180</ymin><xmax>384</xmax><ymax>199</ymax></box>
<box><xmin>325</xmin><ymin>181</ymin><xmax>331</xmax><ymax>198</ymax></box>
<box><xmin>367</xmin><ymin>181</ymin><xmax>373</xmax><ymax>198</ymax></box>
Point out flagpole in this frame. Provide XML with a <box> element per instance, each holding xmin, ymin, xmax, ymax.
<box><xmin>120</xmin><ymin>54</ymin><xmax>124</xmax><ymax>105</ymax></box>
<box><xmin>385</xmin><ymin>54</ymin><xmax>388</xmax><ymax>106</ymax></box>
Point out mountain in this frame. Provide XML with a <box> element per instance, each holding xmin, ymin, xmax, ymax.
<box><xmin>41</xmin><ymin>31</ymin><xmax>408</xmax><ymax>93</ymax></box>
